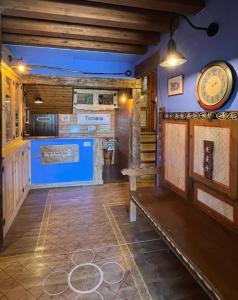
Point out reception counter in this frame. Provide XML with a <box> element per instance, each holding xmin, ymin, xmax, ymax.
<box><xmin>30</xmin><ymin>137</ymin><xmax>103</xmax><ymax>188</ymax></box>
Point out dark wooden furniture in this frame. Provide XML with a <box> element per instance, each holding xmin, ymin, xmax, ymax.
<box><xmin>122</xmin><ymin>117</ymin><xmax>238</xmax><ymax>300</ymax></box>
<box><xmin>131</xmin><ymin>185</ymin><xmax>238</xmax><ymax>300</ymax></box>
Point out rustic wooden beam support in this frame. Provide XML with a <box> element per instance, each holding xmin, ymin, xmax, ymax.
<box><xmin>0</xmin><ymin>10</ymin><xmax>2</xmax><ymax>249</ymax></box>
<box><xmin>0</xmin><ymin>0</ymin><xmax>172</xmax><ymax>32</ymax></box>
<box><xmin>2</xmin><ymin>33</ymin><xmax>147</xmax><ymax>54</ymax></box>
<box><xmin>2</xmin><ymin>17</ymin><xmax>160</xmax><ymax>46</ymax></box>
<box><xmin>22</xmin><ymin>75</ymin><xmax>142</xmax><ymax>89</ymax></box>
<box><xmin>86</xmin><ymin>0</ymin><xmax>205</xmax><ymax>15</ymax></box>
<box><xmin>131</xmin><ymin>88</ymin><xmax>141</xmax><ymax>168</ymax></box>
<box><xmin>0</xmin><ymin>12</ymin><xmax>3</xmax><ymax>248</ymax></box>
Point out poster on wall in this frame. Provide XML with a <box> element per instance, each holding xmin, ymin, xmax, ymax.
<box><xmin>78</xmin><ymin>114</ymin><xmax>110</xmax><ymax>125</ymax></box>
<box><xmin>61</xmin><ymin>115</ymin><xmax>70</xmax><ymax>122</ymax></box>
<box><xmin>68</xmin><ymin>124</ymin><xmax>81</xmax><ymax>133</ymax></box>
<box><xmin>39</xmin><ymin>144</ymin><xmax>79</xmax><ymax>164</ymax></box>
<box><xmin>87</xmin><ymin>125</ymin><xmax>97</xmax><ymax>133</ymax></box>
<box><xmin>100</xmin><ymin>125</ymin><xmax>110</xmax><ymax>133</ymax></box>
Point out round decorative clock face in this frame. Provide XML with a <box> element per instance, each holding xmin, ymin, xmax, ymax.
<box><xmin>196</xmin><ymin>61</ymin><xmax>234</xmax><ymax>110</ymax></box>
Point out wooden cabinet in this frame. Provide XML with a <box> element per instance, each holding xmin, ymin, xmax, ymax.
<box><xmin>2</xmin><ymin>142</ymin><xmax>30</xmax><ymax>237</ymax></box>
<box><xmin>2</xmin><ymin>64</ymin><xmax>23</xmax><ymax>148</ymax></box>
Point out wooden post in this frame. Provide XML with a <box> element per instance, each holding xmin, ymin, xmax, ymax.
<box><xmin>131</xmin><ymin>88</ymin><xmax>141</xmax><ymax>168</ymax></box>
<box><xmin>129</xmin><ymin>175</ymin><xmax>137</xmax><ymax>222</ymax></box>
<box><xmin>128</xmin><ymin>88</ymin><xmax>141</xmax><ymax>221</ymax></box>
<box><xmin>0</xmin><ymin>12</ymin><xmax>3</xmax><ymax>249</ymax></box>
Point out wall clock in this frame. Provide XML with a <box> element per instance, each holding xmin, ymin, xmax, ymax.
<box><xmin>196</xmin><ymin>61</ymin><xmax>234</xmax><ymax>110</ymax></box>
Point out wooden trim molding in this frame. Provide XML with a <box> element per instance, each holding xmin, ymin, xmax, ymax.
<box><xmin>190</xmin><ymin>119</ymin><xmax>238</xmax><ymax>200</ymax></box>
<box><xmin>194</xmin><ymin>182</ymin><xmax>238</xmax><ymax>232</ymax></box>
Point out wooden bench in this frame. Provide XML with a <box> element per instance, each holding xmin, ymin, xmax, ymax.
<box><xmin>122</xmin><ymin>167</ymin><xmax>238</xmax><ymax>300</ymax></box>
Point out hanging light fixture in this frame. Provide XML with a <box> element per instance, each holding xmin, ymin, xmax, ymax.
<box><xmin>34</xmin><ymin>96</ymin><xmax>43</xmax><ymax>104</ymax></box>
<box><xmin>160</xmin><ymin>15</ymin><xmax>219</xmax><ymax>68</ymax></box>
<box><xmin>12</xmin><ymin>57</ymin><xmax>31</xmax><ymax>73</ymax></box>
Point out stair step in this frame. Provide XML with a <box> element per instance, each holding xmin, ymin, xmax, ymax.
<box><xmin>141</xmin><ymin>152</ymin><xmax>156</xmax><ymax>162</ymax></box>
<box><xmin>141</xmin><ymin>131</ymin><xmax>156</xmax><ymax>135</ymax></box>
<box><xmin>141</xmin><ymin>143</ymin><xmax>156</xmax><ymax>152</ymax></box>
<box><xmin>141</xmin><ymin>135</ymin><xmax>157</xmax><ymax>143</ymax></box>
<box><xmin>140</xmin><ymin>162</ymin><xmax>155</xmax><ymax>168</ymax></box>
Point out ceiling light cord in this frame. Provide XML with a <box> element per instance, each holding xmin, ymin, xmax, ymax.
<box><xmin>28</xmin><ymin>65</ymin><xmax>132</xmax><ymax>77</ymax></box>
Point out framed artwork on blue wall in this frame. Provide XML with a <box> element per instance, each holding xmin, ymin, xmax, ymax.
<box><xmin>168</xmin><ymin>75</ymin><xmax>184</xmax><ymax>96</ymax></box>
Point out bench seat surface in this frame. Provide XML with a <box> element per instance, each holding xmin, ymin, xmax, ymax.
<box><xmin>131</xmin><ymin>186</ymin><xmax>238</xmax><ymax>300</ymax></box>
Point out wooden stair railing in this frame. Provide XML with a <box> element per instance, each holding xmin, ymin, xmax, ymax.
<box><xmin>121</xmin><ymin>167</ymin><xmax>160</xmax><ymax>222</ymax></box>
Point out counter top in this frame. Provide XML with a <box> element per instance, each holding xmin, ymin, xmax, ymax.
<box><xmin>2</xmin><ymin>140</ymin><xmax>30</xmax><ymax>158</ymax></box>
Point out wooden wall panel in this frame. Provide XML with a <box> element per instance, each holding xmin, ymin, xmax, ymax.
<box><xmin>190</xmin><ymin>119</ymin><xmax>238</xmax><ymax>200</ymax></box>
<box><xmin>59</xmin><ymin>109</ymin><xmax>115</xmax><ymax>138</ymax></box>
<box><xmin>162</xmin><ymin>120</ymin><xmax>189</xmax><ymax>198</ymax></box>
<box><xmin>29</xmin><ymin>114</ymin><xmax>58</xmax><ymax>136</ymax></box>
<box><xmin>135</xmin><ymin>49</ymin><xmax>160</xmax><ymax>78</ymax></box>
<box><xmin>114</xmin><ymin>90</ymin><xmax>131</xmax><ymax>170</ymax></box>
<box><xmin>24</xmin><ymin>84</ymin><xmax>73</xmax><ymax>114</ymax></box>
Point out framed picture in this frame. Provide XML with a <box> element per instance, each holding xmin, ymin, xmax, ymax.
<box><xmin>168</xmin><ymin>75</ymin><xmax>184</xmax><ymax>96</ymax></box>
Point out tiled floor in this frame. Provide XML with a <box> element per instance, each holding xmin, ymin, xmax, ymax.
<box><xmin>0</xmin><ymin>183</ymin><xmax>209</xmax><ymax>299</ymax></box>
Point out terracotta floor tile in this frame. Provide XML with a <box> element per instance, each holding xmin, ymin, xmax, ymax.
<box><xmin>0</xmin><ymin>183</ymin><xmax>210</xmax><ymax>300</ymax></box>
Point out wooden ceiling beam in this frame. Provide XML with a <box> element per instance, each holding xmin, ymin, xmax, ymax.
<box><xmin>85</xmin><ymin>0</ymin><xmax>205</xmax><ymax>15</ymax></box>
<box><xmin>0</xmin><ymin>0</ymin><xmax>172</xmax><ymax>32</ymax></box>
<box><xmin>22</xmin><ymin>75</ymin><xmax>142</xmax><ymax>89</ymax></box>
<box><xmin>2</xmin><ymin>17</ymin><xmax>160</xmax><ymax>46</ymax></box>
<box><xmin>2</xmin><ymin>33</ymin><xmax>147</xmax><ymax>54</ymax></box>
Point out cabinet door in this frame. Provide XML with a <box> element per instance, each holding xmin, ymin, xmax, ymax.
<box><xmin>22</xmin><ymin>144</ymin><xmax>30</xmax><ymax>195</ymax></box>
<box><xmin>3</xmin><ymin>157</ymin><xmax>15</xmax><ymax>227</ymax></box>
<box><xmin>13</xmin><ymin>150</ymin><xmax>24</xmax><ymax>206</ymax></box>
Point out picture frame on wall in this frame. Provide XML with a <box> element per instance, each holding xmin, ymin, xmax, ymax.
<box><xmin>168</xmin><ymin>75</ymin><xmax>184</xmax><ymax>96</ymax></box>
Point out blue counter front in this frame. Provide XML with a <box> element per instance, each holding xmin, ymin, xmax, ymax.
<box><xmin>31</xmin><ymin>138</ymin><xmax>94</xmax><ymax>186</ymax></box>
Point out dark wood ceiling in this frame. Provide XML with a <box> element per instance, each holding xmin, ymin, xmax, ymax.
<box><xmin>0</xmin><ymin>0</ymin><xmax>205</xmax><ymax>54</ymax></box>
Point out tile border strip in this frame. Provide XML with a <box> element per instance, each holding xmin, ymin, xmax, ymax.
<box><xmin>163</xmin><ymin>111</ymin><xmax>238</xmax><ymax>120</ymax></box>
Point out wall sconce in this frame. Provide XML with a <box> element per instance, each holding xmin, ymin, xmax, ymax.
<box><xmin>34</xmin><ymin>96</ymin><xmax>43</xmax><ymax>104</ymax></box>
<box><xmin>120</xmin><ymin>93</ymin><xmax>127</xmax><ymax>103</ymax></box>
<box><xmin>160</xmin><ymin>15</ymin><xmax>219</xmax><ymax>68</ymax></box>
<box><xmin>12</xmin><ymin>57</ymin><xmax>31</xmax><ymax>73</ymax></box>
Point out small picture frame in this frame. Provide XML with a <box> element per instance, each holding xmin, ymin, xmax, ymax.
<box><xmin>168</xmin><ymin>75</ymin><xmax>184</xmax><ymax>96</ymax></box>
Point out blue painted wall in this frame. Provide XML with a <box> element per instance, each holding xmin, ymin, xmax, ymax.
<box><xmin>136</xmin><ymin>0</ymin><xmax>238</xmax><ymax>112</ymax></box>
<box><xmin>7</xmin><ymin>45</ymin><xmax>140</xmax><ymax>78</ymax></box>
<box><xmin>31</xmin><ymin>138</ymin><xmax>94</xmax><ymax>185</ymax></box>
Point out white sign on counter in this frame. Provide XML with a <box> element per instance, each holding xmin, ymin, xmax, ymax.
<box><xmin>77</xmin><ymin>114</ymin><xmax>111</xmax><ymax>125</ymax></box>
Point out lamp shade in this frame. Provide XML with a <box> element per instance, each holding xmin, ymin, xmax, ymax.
<box><xmin>160</xmin><ymin>38</ymin><xmax>187</xmax><ymax>68</ymax></box>
<box><xmin>34</xmin><ymin>96</ymin><xmax>43</xmax><ymax>104</ymax></box>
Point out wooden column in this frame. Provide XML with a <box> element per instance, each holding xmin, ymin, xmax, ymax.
<box><xmin>130</xmin><ymin>88</ymin><xmax>141</xmax><ymax>168</ymax></box>
<box><xmin>0</xmin><ymin>12</ymin><xmax>3</xmax><ymax>249</ymax></box>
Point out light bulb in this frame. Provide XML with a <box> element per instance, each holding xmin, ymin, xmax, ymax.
<box><xmin>17</xmin><ymin>64</ymin><xmax>26</xmax><ymax>72</ymax></box>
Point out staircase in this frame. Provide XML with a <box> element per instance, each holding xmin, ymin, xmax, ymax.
<box><xmin>139</xmin><ymin>132</ymin><xmax>157</xmax><ymax>183</ymax></box>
